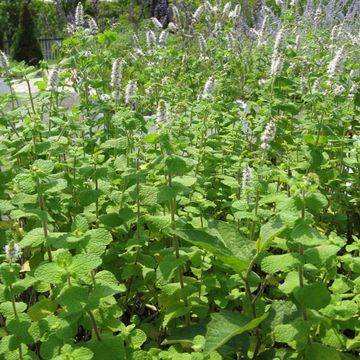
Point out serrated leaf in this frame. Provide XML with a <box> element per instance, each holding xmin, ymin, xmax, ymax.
<box><xmin>84</xmin><ymin>334</ymin><xmax>126</xmax><ymax>360</ymax></box>
<box><xmin>304</xmin><ymin>192</ymin><xmax>328</xmax><ymax>211</ymax></box>
<box><xmin>33</xmin><ymin>159</ymin><xmax>54</xmax><ymax>176</ymax></box>
<box><xmin>304</xmin><ymin>245</ymin><xmax>339</xmax><ymax>267</ymax></box>
<box><xmin>273</xmin><ymin>319</ymin><xmax>310</xmax><ymax>348</ymax></box>
<box><xmin>293</xmin><ymin>282</ymin><xmax>331</xmax><ymax>310</ymax></box>
<box><xmin>69</xmin><ymin>253</ymin><xmax>102</xmax><ymax>278</ymax></box>
<box><xmin>291</xmin><ymin>219</ymin><xmax>324</xmax><ymax>246</ymax></box>
<box><xmin>84</xmin><ymin>228</ymin><xmax>113</xmax><ymax>255</ymax></box>
<box><xmin>174</xmin><ymin>225</ymin><xmax>253</xmax><ymax>274</ymax></box>
<box><xmin>57</xmin><ymin>285</ymin><xmax>88</xmax><ymax>313</ymax></box>
<box><xmin>304</xmin><ymin>343</ymin><xmax>341</xmax><ymax>360</ymax></box>
<box><xmin>28</xmin><ymin>299</ymin><xmax>57</xmax><ymax>321</ymax></box>
<box><xmin>203</xmin><ymin>311</ymin><xmax>268</xmax><ymax>356</ymax></box>
<box><xmin>260</xmin><ymin>253</ymin><xmax>301</xmax><ymax>273</ymax></box>
<box><xmin>34</xmin><ymin>262</ymin><xmax>64</xmax><ymax>284</ymax></box>
<box><xmin>0</xmin><ymin>301</ymin><xmax>27</xmax><ymax>317</ymax></box>
<box><xmin>260</xmin><ymin>215</ymin><xmax>287</xmax><ymax>248</ymax></box>
<box><xmin>19</xmin><ymin>228</ymin><xmax>45</xmax><ymax>248</ymax></box>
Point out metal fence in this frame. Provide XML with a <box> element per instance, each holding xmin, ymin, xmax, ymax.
<box><xmin>3</xmin><ymin>38</ymin><xmax>64</xmax><ymax>61</ymax></box>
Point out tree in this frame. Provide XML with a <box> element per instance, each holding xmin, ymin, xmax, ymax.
<box><xmin>11</xmin><ymin>0</ymin><xmax>43</xmax><ymax>66</ymax></box>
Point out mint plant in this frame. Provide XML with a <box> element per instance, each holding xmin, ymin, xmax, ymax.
<box><xmin>0</xmin><ymin>1</ymin><xmax>359</xmax><ymax>359</ymax></box>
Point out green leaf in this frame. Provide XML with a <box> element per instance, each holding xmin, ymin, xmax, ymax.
<box><xmin>87</xmin><ymin>284</ymin><xmax>119</xmax><ymax>310</ymax></box>
<box><xmin>304</xmin><ymin>245</ymin><xmax>339</xmax><ymax>267</ymax></box>
<box><xmin>84</xmin><ymin>334</ymin><xmax>126</xmax><ymax>360</ymax></box>
<box><xmin>95</xmin><ymin>270</ymin><xmax>126</xmax><ymax>292</ymax></box>
<box><xmin>293</xmin><ymin>282</ymin><xmax>331</xmax><ymax>310</ymax></box>
<box><xmin>273</xmin><ymin>319</ymin><xmax>310</xmax><ymax>348</ymax></box>
<box><xmin>28</xmin><ymin>298</ymin><xmax>57</xmax><ymax>321</ymax></box>
<box><xmin>19</xmin><ymin>228</ymin><xmax>45</xmax><ymax>248</ymax></box>
<box><xmin>84</xmin><ymin>228</ymin><xmax>113</xmax><ymax>255</ymax></box>
<box><xmin>304</xmin><ymin>343</ymin><xmax>341</xmax><ymax>360</ymax></box>
<box><xmin>165</xmin><ymin>155</ymin><xmax>188</xmax><ymax>176</ymax></box>
<box><xmin>0</xmin><ymin>301</ymin><xmax>27</xmax><ymax>317</ymax></box>
<box><xmin>163</xmin><ymin>302</ymin><xmax>189</xmax><ymax>328</ymax></box>
<box><xmin>260</xmin><ymin>215</ymin><xmax>287</xmax><ymax>248</ymax></box>
<box><xmin>78</xmin><ymin>189</ymin><xmax>102</xmax><ymax>206</ymax></box>
<box><xmin>128</xmin><ymin>329</ymin><xmax>147</xmax><ymax>349</ymax></box>
<box><xmin>33</xmin><ymin>159</ymin><xmax>55</xmax><ymax>176</ymax></box>
<box><xmin>260</xmin><ymin>253</ymin><xmax>301</xmax><ymax>273</ymax></box>
<box><xmin>304</xmin><ymin>192</ymin><xmax>328</xmax><ymax>211</ymax></box>
<box><xmin>279</xmin><ymin>271</ymin><xmax>302</xmax><ymax>294</ymax></box>
<box><xmin>53</xmin><ymin>345</ymin><xmax>94</xmax><ymax>360</ymax></box>
<box><xmin>69</xmin><ymin>253</ymin><xmax>102</xmax><ymax>278</ymax></box>
<box><xmin>34</xmin><ymin>262</ymin><xmax>64</xmax><ymax>284</ymax></box>
<box><xmin>99</xmin><ymin>213</ymin><xmax>123</xmax><ymax>227</ymax></box>
<box><xmin>174</xmin><ymin>225</ymin><xmax>253</xmax><ymax>273</ymax></box>
<box><xmin>0</xmin><ymin>200</ymin><xmax>15</xmax><ymax>213</ymax></box>
<box><xmin>203</xmin><ymin>311</ymin><xmax>268</xmax><ymax>356</ymax></box>
<box><xmin>262</xmin><ymin>300</ymin><xmax>299</xmax><ymax>333</ymax></box>
<box><xmin>172</xmin><ymin>176</ymin><xmax>197</xmax><ymax>187</ymax></box>
<box><xmin>57</xmin><ymin>285</ymin><xmax>88</xmax><ymax>313</ymax></box>
<box><xmin>7</xmin><ymin>313</ymin><xmax>38</xmax><ymax>344</ymax></box>
<box><xmin>156</xmin><ymin>253</ymin><xmax>182</xmax><ymax>286</ymax></box>
<box><xmin>291</xmin><ymin>219</ymin><xmax>324</xmax><ymax>246</ymax></box>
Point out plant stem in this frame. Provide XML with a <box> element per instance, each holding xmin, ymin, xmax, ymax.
<box><xmin>9</xmin><ymin>284</ymin><xmax>23</xmax><ymax>359</ymax></box>
<box><xmin>87</xmin><ymin>310</ymin><xmax>102</xmax><ymax>341</ymax></box>
<box><xmin>168</xmin><ymin>172</ymin><xmax>190</xmax><ymax>325</ymax></box>
<box><xmin>25</xmin><ymin>78</ymin><xmax>36</xmax><ymax>114</ymax></box>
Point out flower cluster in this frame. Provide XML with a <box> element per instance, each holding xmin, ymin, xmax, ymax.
<box><xmin>327</xmin><ymin>47</ymin><xmax>346</xmax><ymax>84</ymax></box>
<box><xmin>0</xmin><ymin>50</ymin><xmax>10</xmax><ymax>71</ymax></box>
<box><xmin>48</xmin><ymin>68</ymin><xmax>59</xmax><ymax>91</ymax></box>
<box><xmin>110</xmin><ymin>59</ymin><xmax>124</xmax><ymax>89</ymax></box>
<box><xmin>156</xmin><ymin>100</ymin><xmax>170</xmax><ymax>124</ymax></box>
<box><xmin>260</xmin><ymin>120</ymin><xmax>277</xmax><ymax>151</ymax></box>
<box><xmin>75</xmin><ymin>3</ymin><xmax>84</xmax><ymax>30</ymax></box>
<box><xmin>125</xmin><ymin>80</ymin><xmax>138</xmax><ymax>105</ymax></box>
<box><xmin>242</xmin><ymin>166</ymin><xmax>253</xmax><ymax>195</ymax></box>
<box><xmin>202</xmin><ymin>77</ymin><xmax>218</xmax><ymax>100</ymax></box>
<box><xmin>270</xmin><ymin>28</ymin><xmax>286</xmax><ymax>77</ymax></box>
<box><xmin>4</xmin><ymin>242</ymin><xmax>22</xmax><ymax>262</ymax></box>
<box><xmin>88</xmin><ymin>17</ymin><xmax>98</xmax><ymax>35</ymax></box>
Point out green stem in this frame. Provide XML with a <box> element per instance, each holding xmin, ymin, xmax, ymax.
<box><xmin>9</xmin><ymin>284</ymin><xmax>23</xmax><ymax>359</ymax></box>
<box><xmin>87</xmin><ymin>310</ymin><xmax>102</xmax><ymax>341</ymax></box>
<box><xmin>25</xmin><ymin>78</ymin><xmax>36</xmax><ymax>114</ymax></box>
<box><xmin>168</xmin><ymin>172</ymin><xmax>190</xmax><ymax>325</ymax></box>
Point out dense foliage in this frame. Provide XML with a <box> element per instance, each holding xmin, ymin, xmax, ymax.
<box><xmin>0</xmin><ymin>0</ymin><xmax>360</xmax><ymax>359</ymax></box>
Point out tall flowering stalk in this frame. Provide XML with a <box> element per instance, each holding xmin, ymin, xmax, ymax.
<box><xmin>256</xmin><ymin>15</ymin><xmax>269</xmax><ymax>46</ymax></box>
<box><xmin>88</xmin><ymin>17</ymin><xmax>98</xmax><ymax>35</ymax></box>
<box><xmin>146</xmin><ymin>30</ymin><xmax>157</xmax><ymax>53</ymax></box>
<box><xmin>202</xmin><ymin>77</ymin><xmax>218</xmax><ymax>100</ymax></box>
<box><xmin>48</xmin><ymin>68</ymin><xmax>59</xmax><ymax>91</ymax></box>
<box><xmin>125</xmin><ymin>80</ymin><xmax>138</xmax><ymax>106</ymax></box>
<box><xmin>0</xmin><ymin>50</ymin><xmax>10</xmax><ymax>72</ymax></box>
<box><xmin>75</xmin><ymin>2</ymin><xmax>84</xmax><ymax>30</ymax></box>
<box><xmin>156</xmin><ymin>100</ymin><xmax>170</xmax><ymax>124</ymax></box>
<box><xmin>260</xmin><ymin>120</ymin><xmax>277</xmax><ymax>151</ymax></box>
<box><xmin>242</xmin><ymin>165</ymin><xmax>253</xmax><ymax>196</ymax></box>
<box><xmin>110</xmin><ymin>59</ymin><xmax>124</xmax><ymax>89</ymax></box>
<box><xmin>198</xmin><ymin>35</ymin><xmax>207</xmax><ymax>58</ymax></box>
<box><xmin>193</xmin><ymin>5</ymin><xmax>205</xmax><ymax>22</ymax></box>
<box><xmin>152</xmin><ymin>17</ymin><xmax>163</xmax><ymax>29</ymax></box>
<box><xmin>158</xmin><ymin>30</ymin><xmax>169</xmax><ymax>46</ymax></box>
<box><xmin>270</xmin><ymin>28</ymin><xmax>286</xmax><ymax>78</ymax></box>
<box><xmin>327</xmin><ymin>47</ymin><xmax>346</xmax><ymax>84</ymax></box>
<box><xmin>271</xmin><ymin>55</ymin><xmax>284</xmax><ymax>77</ymax></box>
